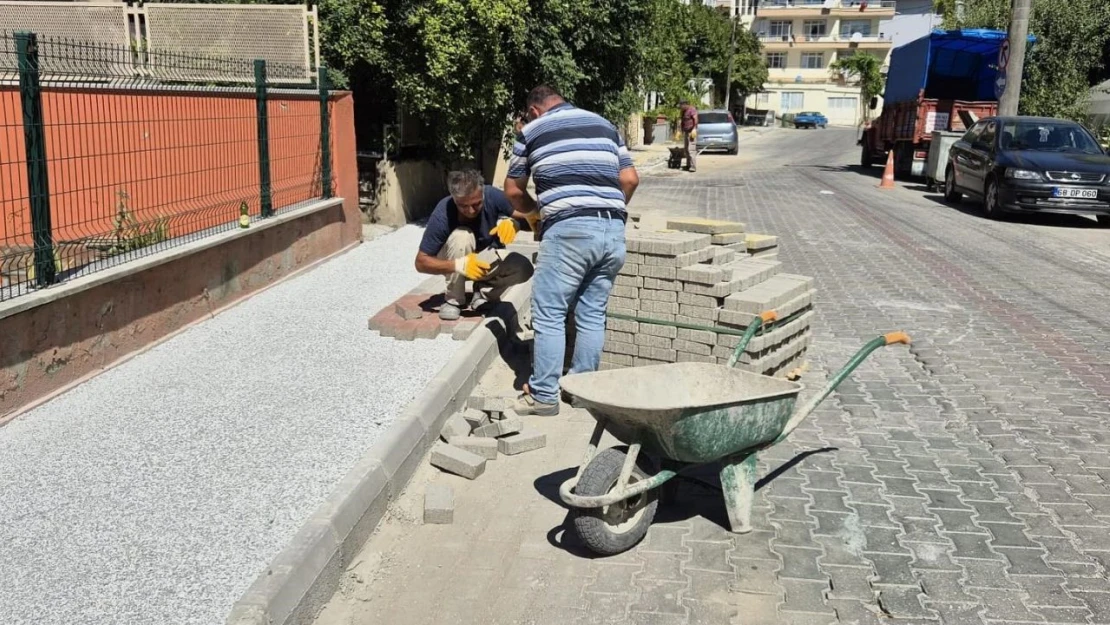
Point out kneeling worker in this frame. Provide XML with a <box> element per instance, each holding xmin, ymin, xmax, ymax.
<box><xmin>415</xmin><ymin>169</ymin><xmax>535</xmax><ymax>320</ymax></box>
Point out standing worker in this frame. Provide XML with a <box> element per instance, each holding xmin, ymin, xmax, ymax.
<box><xmin>679</xmin><ymin>99</ymin><xmax>698</xmax><ymax>173</ymax></box>
<box><xmin>414</xmin><ymin>170</ymin><xmax>535</xmax><ymax>320</ymax></box>
<box><xmin>504</xmin><ymin>85</ymin><xmax>640</xmax><ymax>416</ymax></box>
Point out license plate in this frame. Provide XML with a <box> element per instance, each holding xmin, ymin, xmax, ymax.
<box><xmin>1052</xmin><ymin>187</ymin><xmax>1098</xmax><ymax>199</ymax></box>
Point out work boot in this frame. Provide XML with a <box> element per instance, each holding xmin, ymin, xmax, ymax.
<box><xmin>469</xmin><ymin>292</ymin><xmax>489</xmax><ymax>313</ymax></box>
<box><xmin>514</xmin><ymin>390</ymin><xmax>559</xmax><ymax>417</ymax></box>
<box><xmin>439</xmin><ymin>302</ymin><xmax>462</xmax><ymax>321</ymax></box>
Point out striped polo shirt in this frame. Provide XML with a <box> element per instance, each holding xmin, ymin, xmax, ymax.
<box><xmin>507</xmin><ymin>102</ymin><xmax>634</xmax><ymax>230</ymax></box>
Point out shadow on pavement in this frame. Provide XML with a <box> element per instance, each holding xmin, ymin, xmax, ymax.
<box><xmin>533</xmin><ymin>446</ymin><xmax>839</xmax><ymax>552</ymax></box>
<box><xmin>920</xmin><ymin>194</ymin><xmax>1106</xmax><ymax>229</ymax></box>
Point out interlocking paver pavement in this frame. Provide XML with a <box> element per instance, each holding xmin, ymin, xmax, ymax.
<box><xmin>317</xmin><ymin>128</ymin><xmax>1110</xmax><ymax>625</ymax></box>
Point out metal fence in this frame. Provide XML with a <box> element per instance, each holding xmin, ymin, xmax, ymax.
<box><xmin>1</xmin><ymin>31</ymin><xmax>333</xmax><ymax>302</ymax></box>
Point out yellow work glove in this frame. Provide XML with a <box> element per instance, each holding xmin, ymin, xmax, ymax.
<box><xmin>690</xmin><ymin>129</ymin><xmax>697</xmax><ymax>140</ymax></box>
<box><xmin>489</xmin><ymin>218</ymin><xmax>518</xmax><ymax>245</ymax></box>
<box><xmin>454</xmin><ymin>253</ymin><xmax>491</xmax><ymax>281</ymax></box>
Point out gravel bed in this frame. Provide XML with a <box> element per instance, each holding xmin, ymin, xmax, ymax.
<box><xmin>0</xmin><ymin>225</ymin><xmax>459</xmax><ymax>625</ymax></box>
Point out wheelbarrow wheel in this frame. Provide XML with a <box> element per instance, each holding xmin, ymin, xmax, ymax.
<box><xmin>570</xmin><ymin>447</ymin><xmax>659</xmax><ymax>556</ymax></box>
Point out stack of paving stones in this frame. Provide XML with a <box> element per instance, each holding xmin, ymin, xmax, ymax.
<box><xmin>423</xmin><ymin>394</ymin><xmax>547</xmax><ymax>524</ymax></box>
<box><xmin>368</xmin><ymin>277</ymin><xmax>484</xmax><ymax>341</ymax></box>
<box><xmin>602</xmin><ymin>218</ymin><xmax>813</xmax><ymax>375</ymax></box>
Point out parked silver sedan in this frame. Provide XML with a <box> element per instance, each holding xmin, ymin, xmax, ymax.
<box><xmin>695</xmin><ymin>109</ymin><xmax>739</xmax><ymax>155</ymax></box>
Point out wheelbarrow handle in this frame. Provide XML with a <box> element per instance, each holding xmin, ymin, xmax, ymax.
<box><xmin>726</xmin><ymin>310</ymin><xmax>778</xmax><ymax>368</ymax></box>
<box><xmin>771</xmin><ymin>332</ymin><xmax>912</xmax><ymax>445</ymax></box>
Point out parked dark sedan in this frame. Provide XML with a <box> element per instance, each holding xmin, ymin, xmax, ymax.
<box><xmin>944</xmin><ymin>116</ymin><xmax>1110</xmax><ymax>225</ymax></box>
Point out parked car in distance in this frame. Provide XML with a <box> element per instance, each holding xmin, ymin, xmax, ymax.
<box><xmin>695</xmin><ymin>110</ymin><xmax>739</xmax><ymax>155</ymax></box>
<box><xmin>793</xmin><ymin>111</ymin><xmax>828</xmax><ymax>129</ymax></box>
<box><xmin>944</xmin><ymin>116</ymin><xmax>1110</xmax><ymax>225</ymax></box>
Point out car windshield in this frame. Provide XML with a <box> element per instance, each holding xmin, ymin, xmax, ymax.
<box><xmin>699</xmin><ymin>112</ymin><xmax>730</xmax><ymax>124</ymax></box>
<box><xmin>799</xmin><ymin>112</ymin><xmax>821</xmax><ymax>117</ymax></box>
<box><xmin>1001</xmin><ymin>121</ymin><xmax>1103</xmax><ymax>154</ymax></box>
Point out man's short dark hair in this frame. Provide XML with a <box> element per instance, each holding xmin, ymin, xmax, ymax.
<box><xmin>447</xmin><ymin>169</ymin><xmax>484</xmax><ymax>198</ymax></box>
<box><xmin>526</xmin><ymin>84</ymin><xmax>563</xmax><ymax>108</ymax></box>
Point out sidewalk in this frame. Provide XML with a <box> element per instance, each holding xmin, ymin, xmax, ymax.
<box><xmin>0</xmin><ymin>226</ymin><xmax>460</xmax><ymax>625</ymax></box>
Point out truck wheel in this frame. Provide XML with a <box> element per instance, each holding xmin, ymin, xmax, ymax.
<box><xmin>860</xmin><ymin>143</ymin><xmax>874</xmax><ymax>168</ymax></box>
<box><xmin>943</xmin><ymin>167</ymin><xmax>961</xmax><ymax>203</ymax></box>
<box><xmin>571</xmin><ymin>447</ymin><xmax>659</xmax><ymax>556</ymax></box>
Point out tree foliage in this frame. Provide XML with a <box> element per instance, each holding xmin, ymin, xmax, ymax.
<box><xmin>939</xmin><ymin>0</ymin><xmax>1110</xmax><ymax>120</ymax></box>
<box><xmin>829</xmin><ymin>53</ymin><xmax>884</xmax><ymax>120</ymax></box>
<box><xmin>313</xmin><ymin>0</ymin><xmax>766</xmax><ymax>161</ymax></box>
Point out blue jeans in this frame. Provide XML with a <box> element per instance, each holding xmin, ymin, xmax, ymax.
<box><xmin>529</xmin><ymin>214</ymin><xmax>626</xmax><ymax>405</ymax></box>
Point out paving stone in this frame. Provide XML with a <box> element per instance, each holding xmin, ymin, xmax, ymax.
<box><xmin>981</xmin><ymin>523</ymin><xmax>1038</xmax><ymax>549</ymax></box>
<box><xmin>634</xmin><ymin>333</ymin><xmax>672</xmax><ymax>349</ymax></box>
<box><xmin>625</xmin><ymin>230</ymin><xmax>711</xmax><ymax>255</ymax></box>
<box><xmin>423</xmin><ymin>483</ymin><xmax>454</xmax><ymax>524</ymax></box>
<box><xmin>732</xmin><ymin>557</ymin><xmax>783</xmax><ymax>594</ymax></box>
<box><xmin>639</xmin><ymin>323</ymin><xmax>677</xmax><ymax>338</ymax></box>
<box><xmin>779</xmin><ymin>579</ymin><xmax>836</xmax><ymax>616</ymax></box>
<box><xmin>447</xmin><ymin>436</ymin><xmax>499</xmax><ymax>460</ymax></box>
<box><xmin>607</xmin><ymin>330</ymin><xmax>635</xmax><ymax>344</ymax></box>
<box><xmin>707</xmin><ymin>247</ymin><xmax>737</xmax><ymax>265</ymax></box>
<box><xmin>618</xmin><ymin>262</ymin><xmax>640</xmax><ymax>277</ymax></box>
<box><xmin>614</xmin><ymin>274</ymin><xmax>643</xmax><ymax>288</ymax></box>
<box><xmin>430</xmin><ymin>442</ymin><xmax>487</xmax><ymax>480</ymax></box>
<box><xmin>959</xmin><ymin>559</ymin><xmax>1020</xmax><ymax>589</ymax></box>
<box><xmin>677</xmin><ymin>291</ymin><xmax>722</xmax><ymax>307</ymax></box>
<box><xmin>601</xmin><ymin>353</ymin><xmax>634</xmax><ymax>367</ymax></box>
<box><xmin>497</xmin><ymin>431</ymin><xmax>547</xmax><ymax>456</ymax></box>
<box><xmin>677</xmin><ymin>304</ymin><xmax>719</xmax><ymax>322</ymax></box>
<box><xmin>684</xmin><ymin>540</ymin><xmax>733</xmax><ymax>573</ymax></box>
<box><xmin>607</xmin><ymin>317</ymin><xmax>639</xmax><ymax>333</ymax></box>
<box><xmin>639</xmin><ymin>299</ymin><xmax>679</xmax><ymax>315</ymax></box>
<box><xmin>611</xmin><ymin>285</ymin><xmax>639</xmax><ymax>299</ymax></box>
<box><xmin>917</xmin><ymin>570</ymin><xmax>979</xmax><ymax>604</ymax></box>
<box><xmin>967</xmin><ymin>589</ymin><xmax>1045</xmax><ymax>622</ymax></box>
<box><xmin>394</xmin><ymin>300</ymin><xmax>425</xmax><ymax>320</ymax></box>
<box><xmin>440</xmin><ymin>412</ymin><xmax>473</xmax><ymax>441</ymax></box>
<box><xmin>875</xmin><ymin>585</ymin><xmax>934</xmax><ymax>619</ymax></box>
<box><xmin>676</xmin><ymin>327</ymin><xmax>718</xmax><ymax>345</ymax></box>
<box><xmin>639</xmin><ymin>346</ymin><xmax>677</xmax><ymax>362</ymax></box>
<box><xmin>868</xmin><ymin>553</ymin><xmax>918</xmax><ymax>586</ymax></box>
<box><xmin>643</xmin><ymin>277</ymin><xmax>683</xmax><ymax>291</ymax></box>
<box><xmin>451</xmin><ymin>319</ymin><xmax>482</xmax><ymax>340</ymax></box>
<box><xmin>610</xmin><ymin>295</ymin><xmax>640</xmax><ymax>310</ymax></box>
<box><xmin>640</xmin><ymin>265</ymin><xmax>678</xmax><ymax>280</ymax></box>
<box><xmin>775</xmin><ymin>546</ymin><xmax>826</xmax><ymax>581</ymax></box>
<box><xmin>461</xmin><ymin>407</ymin><xmax>491</xmax><ymax>430</ymax></box>
<box><xmin>666</xmin><ymin>217</ymin><xmax>745</xmax><ymax>235</ymax></box>
<box><xmin>711</xmin><ymin>232</ymin><xmax>746</xmax><ymax>245</ymax></box>
<box><xmin>472</xmin><ymin>417</ymin><xmax>524</xmax><ymax>438</ymax></box>
<box><xmin>724</xmin><ymin>275</ymin><xmax>812</xmax><ymax>315</ymax></box>
<box><xmin>639</xmin><ymin>288</ymin><xmax>678</xmax><ymax>303</ymax></box>
<box><xmin>469</xmin><ymin>394</ymin><xmax>514</xmax><ymax>412</ymax></box>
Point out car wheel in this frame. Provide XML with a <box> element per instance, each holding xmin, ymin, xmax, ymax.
<box><xmin>728</xmin><ymin>146</ymin><xmax>739</xmax><ymax>155</ymax></box>
<box><xmin>983</xmin><ymin>177</ymin><xmax>1003</xmax><ymax>220</ymax></box>
<box><xmin>1097</xmin><ymin>215</ymin><xmax>1110</xmax><ymax>228</ymax></box>
<box><xmin>943</xmin><ymin>166</ymin><xmax>961</xmax><ymax>203</ymax></box>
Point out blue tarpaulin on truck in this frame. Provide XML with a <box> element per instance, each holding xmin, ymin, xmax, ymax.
<box><xmin>883</xmin><ymin>29</ymin><xmax>1037</xmax><ymax>105</ymax></box>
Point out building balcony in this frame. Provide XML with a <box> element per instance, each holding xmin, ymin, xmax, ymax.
<box><xmin>756</xmin><ymin>0</ymin><xmax>896</xmax><ymax>18</ymax></box>
<box><xmin>759</xmin><ymin>33</ymin><xmax>893</xmax><ymax>50</ymax></box>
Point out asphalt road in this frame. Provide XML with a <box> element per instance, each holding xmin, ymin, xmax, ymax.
<box><xmin>320</xmin><ymin>127</ymin><xmax>1110</xmax><ymax>625</ymax></box>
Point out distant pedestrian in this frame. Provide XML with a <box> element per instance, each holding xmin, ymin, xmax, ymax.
<box><xmin>414</xmin><ymin>170</ymin><xmax>534</xmax><ymax>320</ymax></box>
<box><xmin>504</xmin><ymin>85</ymin><xmax>640</xmax><ymax>416</ymax></box>
<box><xmin>680</xmin><ymin>99</ymin><xmax>699</xmax><ymax>172</ymax></box>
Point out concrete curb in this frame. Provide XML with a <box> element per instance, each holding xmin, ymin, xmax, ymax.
<box><xmin>225</xmin><ymin>281</ymin><xmax>531</xmax><ymax>625</ymax></box>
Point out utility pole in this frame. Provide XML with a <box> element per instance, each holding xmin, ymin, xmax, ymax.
<box><xmin>723</xmin><ymin>7</ymin><xmax>739</xmax><ymax>111</ymax></box>
<box><xmin>998</xmin><ymin>0</ymin><xmax>1032</xmax><ymax>116</ymax></box>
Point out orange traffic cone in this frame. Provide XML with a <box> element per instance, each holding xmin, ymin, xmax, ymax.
<box><xmin>879</xmin><ymin>150</ymin><xmax>896</xmax><ymax>189</ymax></box>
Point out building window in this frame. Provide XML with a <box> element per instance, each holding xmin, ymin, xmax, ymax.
<box><xmin>766</xmin><ymin>52</ymin><xmax>787</xmax><ymax>69</ymax></box>
<box><xmin>828</xmin><ymin>97</ymin><xmax>858</xmax><ymax>110</ymax></box>
<box><xmin>801</xmin><ymin>53</ymin><xmax>825</xmax><ymax>69</ymax></box>
<box><xmin>757</xmin><ymin>92</ymin><xmax>770</xmax><ymax>104</ymax></box>
<box><xmin>840</xmin><ymin>20</ymin><xmax>873</xmax><ymax>38</ymax></box>
<box><xmin>802</xmin><ymin>20</ymin><xmax>827</xmax><ymax>38</ymax></box>
<box><xmin>769</xmin><ymin>21</ymin><xmax>792</xmax><ymax>38</ymax></box>
<box><xmin>781</xmin><ymin>92</ymin><xmax>804</xmax><ymax>112</ymax></box>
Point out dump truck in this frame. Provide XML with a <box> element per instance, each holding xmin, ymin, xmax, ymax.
<box><xmin>858</xmin><ymin>29</ymin><xmax>1034</xmax><ymax>178</ymax></box>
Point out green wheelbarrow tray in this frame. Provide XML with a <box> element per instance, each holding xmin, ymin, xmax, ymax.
<box><xmin>557</xmin><ymin>329</ymin><xmax>912</xmax><ymax>556</ymax></box>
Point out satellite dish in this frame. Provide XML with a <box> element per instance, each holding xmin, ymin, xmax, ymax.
<box><xmin>795</xmin><ymin>75</ymin><xmax>803</xmax><ymax>83</ymax></box>
<box><xmin>851</xmin><ymin>32</ymin><xmax>864</xmax><ymax>43</ymax></box>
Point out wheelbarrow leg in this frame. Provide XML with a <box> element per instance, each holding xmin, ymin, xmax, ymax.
<box><xmin>719</xmin><ymin>453</ymin><xmax>758</xmax><ymax>534</ymax></box>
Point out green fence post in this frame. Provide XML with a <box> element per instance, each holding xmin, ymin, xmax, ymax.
<box><xmin>317</xmin><ymin>65</ymin><xmax>332</xmax><ymax>199</ymax></box>
<box><xmin>16</xmin><ymin>31</ymin><xmax>56</xmax><ymax>287</ymax></box>
<box><xmin>254</xmin><ymin>59</ymin><xmax>273</xmax><ymax>218</ymax></box>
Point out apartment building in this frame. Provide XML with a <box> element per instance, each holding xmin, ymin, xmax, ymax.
<box><xmin>736</xmin><ymin>0</ymin><xmax>897</xmax><ymax>126</ymax></box>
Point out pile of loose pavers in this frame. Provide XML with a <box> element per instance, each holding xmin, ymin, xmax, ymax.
<box><xmin>603</xmin><ymin>218</ymin><xmax>816</xmax><ymax>377</ymax></box>
<box><xmin>423</xmin><ymin>394</ymin><xmax>546</xmax><ymax>524</ymax></box>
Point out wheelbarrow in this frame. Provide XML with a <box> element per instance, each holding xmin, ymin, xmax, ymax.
<box><xmin>559</xmin><ymin>313</ymin><xmax>911</xmax><ymax>555</ymax></box>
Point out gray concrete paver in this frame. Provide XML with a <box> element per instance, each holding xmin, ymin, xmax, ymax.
<box><xmin>317</xmin><ymin>128</ymin><xmax>1110</xmax><ymax>625</ymax></box>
